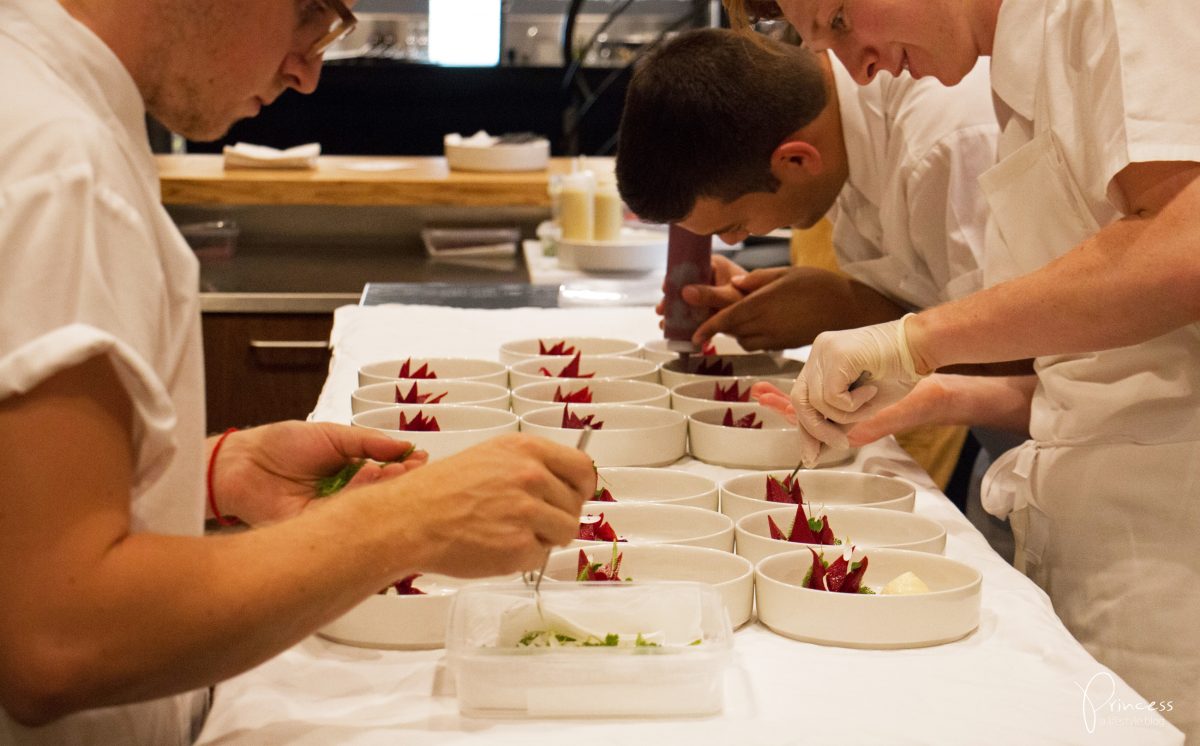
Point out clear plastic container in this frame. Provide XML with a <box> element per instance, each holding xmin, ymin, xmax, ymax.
<box><xmin>446</xmin><ymin>581</ymin><xmax>732</xmax><ymax>718</ymax></box>
<box><xmin>178</xmin><ymin>220</ymin><xmax>238</xmax><ymax>261</ymax></box>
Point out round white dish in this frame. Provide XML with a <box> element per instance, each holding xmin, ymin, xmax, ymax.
<box><xmin>351</xmin><ymin>380</ymin><xmax>509</xmax><ymax>414</ymax></box>
<box><xmin>735</xmin><ymin>505</ymin><xmax>947</xmax><ymax>565</ymax></box>
<box><xmin>669</xmin><ymin>376</ymin><xmax>795</xmax><ymax>416</ymax></box>
<box><xmin>444</xmin><ymin>133</ymin><xmax>549</xmax><ymax>172</ymax></box>
<box><xmin>591</xmin><ymin>466</ymin><xmax>719</xmax><ymax>510</ymax></box>
<box><xmin>351</xmin><ymin>404</ymin><xmax>519</xmax><ymax>460</ymax></box>
<box><xmin>544</xmin><ymin>544</ymin><xmax>754</xmax><ymax>628</ymax></box>
<box><xmin>520</xmin><ymin>404</ymin><xmax>686</xmax><ymax>467</ymax></box>
<box><xmin>358</xmin><ymin>357</ymin><xmax>508</xmax><ymax>388</ymax></box>
<box><xmin>755</xmin><ymin>547</ymin><xmax>982</xmax><ymax>648</ymax></box>
<box><xmin>719</xmin><ymin>469</ymin><xmax>916</xmax><ymax>523</ymax></box>
<box><xmin>508</xmin><ymin>354</ymin><xmax>659</xmax><ymax>389</ymax></box>
<box><xmin>688</xmin><ymin>403</ymin><xmax>853</xmax><ymax>470</ymax></box>
<box><xmin>641</xmin><ymin>335</ymin><xmax>747</xmax><ymax>364</ymax></box>
<box><xmin>659</xmin><ymin>353</ymin><xmax>802</xmax><ymax>389</ymax></box>
<box><xmin>571</xmin><ymin>502</ymin><xmax>734</xmax><ymax>552</ymax></box>
<box><xmin>557</xmin><ymin>228</ymin><xmax>669</xmax><ymax>273</ymax></box>
<box><xmin>510</xmin><ymin>379</ymin><xmax>669</xmax><ymax>416</ymax></box>
<box><xmin>498</xmin><ymin>336</ymin><xmax>641</xmax><ymax>365</ymax></box>
<box><xmin>319</xmin><ymin>573</ymin><xmax>515</xmax><ymax>650</ymax></box>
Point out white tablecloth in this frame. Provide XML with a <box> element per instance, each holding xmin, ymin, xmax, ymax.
<box><xmin>196</xmin><ymin>304</ymin><xmax>1182</xmax><ymax>745</ymax></box>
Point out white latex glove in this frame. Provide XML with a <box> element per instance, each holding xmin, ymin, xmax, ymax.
<box><xmin>790</xmin><ymin>315</ymin><xmax>927</xmax><ymax>466</ymax></box>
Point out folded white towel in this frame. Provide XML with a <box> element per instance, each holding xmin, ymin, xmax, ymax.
<box><xmin>222</xmin><ymin>142</ymin><xmax>320</xmax><ymax>170</ymax></box>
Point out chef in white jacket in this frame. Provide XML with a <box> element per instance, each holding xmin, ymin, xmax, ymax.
<box><xmin>726</xmin><ymin>0</ymin><xmax>1200</xmax><ymax>737</ymax></box>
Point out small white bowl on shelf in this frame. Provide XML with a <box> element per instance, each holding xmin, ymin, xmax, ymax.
<box><xmin>734</xmin><ymin>505</ymin><xmax>947</xmax><ymax>565</ymax></box>
<box><xmin>591</xmin><ymin>466</ymin><xmax>719</xmax><ymax>510</ymax></box>
<box><xmin>719</xmin><ymin>469</ymin><xmax>916</xmax><ymax>523</ymax></box>
<box><xmin>519</xmin><ymin>404</ymin><xmax>686</xmax><ymax>467</ymax></box>
<box><xmin>443</xmin><ymin>131</ymin><xmax>550</xmax><ymax>172</ymax></box>
<box><xmin>670</xmin><ymin>376</ymin><xmax>795</xmax><ymax>416</ymax></box>
<box><xmin>659</xmin><ymin>352</ymin><xmax>802</xmax><ymax>389</ymax></box>
<box><xmin>318</xmin><ymin>572</ymin><xmax>514</xmax><ymax>650</ymax></box>
<box><xmin>544</xmin><ymin>544</ymin><xmax>754</xmax><ymax>628</ymax></box>
<box><xmin>755</xmin><ymin>547</ymin><xmax>982</xmax><ymax>648</ymax></box>
<box><xmin>641</xmin><ymin>335</ymin><xmax>746</xmax><ymax>364</ymax></box>
<box><xmin>688</xmin><ymin>403</ymin><xmax>853</xmax><ymax>470</ymax></box>
<box><xmin>572</xmin><ymin>502</ymin><xmax>734</xmax><ymax>551</ymax></box>
<box><xmin>498</xmin><ymin>336</ymin><xmax>641</xmax><ymax>365</ymax></box>
<box><xmin>351</xmin><ymin>404</ymin><xmax>518</xmax><ymax>460</ymax></box>
<box><xmin>510</xmin><ymin>379</ymin><xmax>669</xmax><ymax>416</ymax></box>
<box><xmin>351</xmin><ymin>380</ymin><xmax>509</xmax><ymax>414</ymax></box>
<box><xmin>508</xmin><ymin>354</ymin><xmax>659</xmax><ymax>389</ymax></box>
<box><xmin>357</xmin><ymin>357</ymin><xmax>508</xmax><ymax>388</ymax></box>
<box><xmin>556</xmin><ymin>228</ymin><xmax>669</xmax><ymax>273</ymax></box>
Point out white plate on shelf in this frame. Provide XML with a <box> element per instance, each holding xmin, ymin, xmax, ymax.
<box><xmin>558</xmin><ymin>228</ymin><xmax>669</xmax><ymax>273</ymax></box>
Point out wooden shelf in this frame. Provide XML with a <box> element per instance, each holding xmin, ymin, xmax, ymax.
<box><xmin>158</xmin><ymin>154</ymin><xmax>573</xmax><ymax>207</ymax></box>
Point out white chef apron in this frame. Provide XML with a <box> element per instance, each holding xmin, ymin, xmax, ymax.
<box><xmin>977</xmin><ymin>37</ymin><xmax>1200</xmax><ymax>733</ymax></box>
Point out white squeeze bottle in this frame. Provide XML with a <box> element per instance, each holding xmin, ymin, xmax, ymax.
<box><xmin>559</xmin><ymin>167</ymin><xmax>595</xmax><ymax>242</ymax></box>
<box><xmin>593</xmin><ymin>171</ymin><xmax>624</xmax><ymax>242</ymax></box>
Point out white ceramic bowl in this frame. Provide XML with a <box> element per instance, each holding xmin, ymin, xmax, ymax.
<box><xmin>755</xmin><ymin>547</ymin><xmax>982</xmax><ymax>648</ymax></box>
<box><xmin>591</xmin><ymin>466</ymin><xmax>719</xmax><ymax>510</ymax></box>
<box><xmin>499</xmin><ymin>336</ymin><xmax>641</xmax><ymax>365</ymax></box>
<box><xmin>520</xmin><ymin>404</ymin><xmax>686</xmax><ymax>466</ymax></box>
<box><xmin>319</xmin><ymin>573</ymin><xmax>514</xmax><ymax>650</ymax></box>
<box><xmin>572</xmin><ymin>502</ymin><xmax>734</xmax><ymax>551</ymax></box>
<box><xmin>642</xmin><ymin>335</ymin><xmax>746</xmax><ymax>364</ymax></box>
<box><xmin>659</xmin><ymin>353</ymin><xmax>802</xmax><ymax>389</ymax></box>
<box><xmin>358</xmin><ymin>357</ymin><xmax>508</xmax><ymax>388</ymax></box>
<box><xmin>557</xmin><ymin>228</ymin><xmax>669</xmax><ymax>273</ymax></box>
<box><xmin>510</xmin><ymin>379</ymin><xmax>669</xmax><ymax>416</ymax></box>
<box><xmin>719</xmin><ymin>469</ymin><xmax>916</xmax><ymax>523</ymax></box>
<box><xmin>670</xmin><ymin>377</ymin><xmax>796</xmax><ymax>416</ymax></box>
<box><xmin>508</xmin><ymin>354</ymin><xmax>659</xmax><ymax>389</ymax></box>
<box><xmin>688</xmin><ymin>403</ymin><xmax>853</xmax><ymax>470</ymax></box>
<box><xmin>351</xmin><ymin>380</ymin><xmax>509</xmax><ymax>414</ymax></box>
<box><xmin>545</xmin><ymin>544</ymin><xmax>754</xmax><ymax>627</ymax></box>
<box><xmin>444</xmin><ymin>134</ymin><xmax>550</xmax><ymax>172</ymax></box>
<box><xmin>351</xmin><ymin>404</ymin><xmax>519</xmax><ymax>460</ymax></box>
<box><xmin>735</xmin><ymin>505</ymin><xmax>947</xmax><ymax>565</ymax></box>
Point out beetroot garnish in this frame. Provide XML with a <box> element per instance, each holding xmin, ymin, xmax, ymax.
<box><xmin>765</xmin><ymin>474</ymin><xmax>804</xmax><ymax>504</ymax></box>
<box><xmin>721</xmin><ymin>407</ymin><xmax>763</xmax><ymax>429</ymax></box>
<box><xmin>553</xmin><ymin>385</ymin><xmax>593</xmax><ymax>404</ymax></box>
<box><xmin>578</xmin><ymin>513</ymin><xmax>623</xmax><ymax>542</ymax></box>
<box><xmin>694</xmin><ymin>357</ymin><xmax>734</xmax><ymax>376</ymax></box>
<box><xmin>593</xmin><ymin>486</ymin><xmax>616</xmax><ymax>502</ymax></box>
<box><xmin>397</xmin><ymin>410</ymin><xmax>440</xmax><ymax>431</ymax></box>
<box><xmin>713</xmin><ymin>380</ymin><xmax>751</xmax><ymax>402</ymax></box>
<box><xmin>539</xmin><ymin>340</ymin><xmax>578</xmax><ymax>356</ymax></box>
<box><xmin>379</xmin><ymin>573</ymin><xmax>424</xmax><ymax>595</ymax></box>
<box><xmin>397</xmin><ymin>358</ymin><xmax>437</xmax><ymax>379</ymax></box>
<box><xmin>540</xmin><ymin>351</ymin><xmax>594</xmax><ymax>379</ymax></box>
<box><xmin>394</xmin><ymin>382</ymin><xmax>448</xmax><ymax>405</ymax></box>
<box><xmin>802</xmin><ymin>548</ymin><xmax>869</xmax><ymax>593</ymax></box>
<box><xmin>576</xmin><ymin>545</ymin><xmax>624</xmax><ymax>581</ymax></box>
<box><xmin>700</xmin><ymin>341</ymin><xmax>718</xmax><ymax>356</ymax></box>
<box><xmin>561</xmin><ymin>405</ymin><xmax>604</xmax><ymax>430</ymax></box>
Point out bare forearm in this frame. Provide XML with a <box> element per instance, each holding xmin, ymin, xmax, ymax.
<box><xmin>912</xmin><ymin>180</ymin><xmax>1200</xmax><ymax>371</ymax></box>
<box><xmin>939</xmin><ymin>374</ymin><xmax>1036</xmax><ymax>434</ymax></box>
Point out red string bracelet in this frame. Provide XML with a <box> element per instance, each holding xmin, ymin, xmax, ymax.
<box><xmin>206</xmin><ymin>427</ymin><xmax>240</xmax><ymax>527</ymax></box>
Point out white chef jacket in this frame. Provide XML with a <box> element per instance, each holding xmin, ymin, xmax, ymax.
<box><xmin>980</xmin><ymin>0</ymin><xmax>1200</xmax><ymax>737</ymax></box>
<box><xmin>0</xmin><ymin>0</ymin><xmax>208</xmax><ymax>743</ymax></box>
<box><xmin>827</xmin><ymin>56</ymin><xmax>997</xmax><ymax>310</ymax></box>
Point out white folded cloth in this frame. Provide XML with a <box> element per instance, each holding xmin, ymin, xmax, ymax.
<box><xmin>222</xmin><ymin>142</ymin><xmax>320</xmax><ymax>169</ymax></box>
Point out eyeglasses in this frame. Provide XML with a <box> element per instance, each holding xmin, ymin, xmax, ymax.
<box><xmin>303</xmin><ymin>0</ymin><xmax>357</xmax><ymax>60</ymax></box>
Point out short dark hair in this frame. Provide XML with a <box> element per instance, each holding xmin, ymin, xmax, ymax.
<box><xmin>615</xmin><ymin>28</ymin><xmax>827</xmax><ymax>224</ymax></box>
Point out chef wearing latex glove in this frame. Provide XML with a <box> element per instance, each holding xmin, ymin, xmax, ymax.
<box><xmin>790</xmin><ymin>314</ymin><xmax>928</xmax><ymax>466</ymax></box>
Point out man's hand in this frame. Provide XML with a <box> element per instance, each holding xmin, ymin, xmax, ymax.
<box><xmin>375</xmin><ymin>433</ymin><xmax>596</xmax><ymax>577</ymax></box>
<box><xmin>654</xmin><ymin>254</ymin><xmax>749</xmax><ymax>324</ymax></box>
<box><xmin>211</xmin><ymin>421</ymin><xmax>429</xmax><ymax>526</ymax></box>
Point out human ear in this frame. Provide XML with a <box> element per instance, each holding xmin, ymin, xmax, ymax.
<box><xmin>771</xmin><ymin>139</ymin><xmax>823</xmax><ymax>179</ymax></box>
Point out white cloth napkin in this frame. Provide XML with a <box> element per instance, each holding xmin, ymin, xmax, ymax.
<box><xmin>222</xmin><ymin>142</ymin><xmax>320</xmax><ymax>169</ymax></box>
